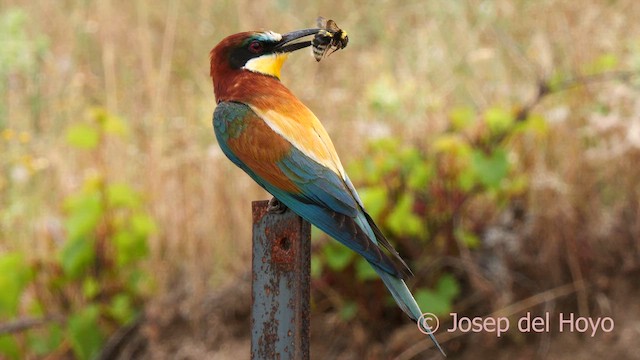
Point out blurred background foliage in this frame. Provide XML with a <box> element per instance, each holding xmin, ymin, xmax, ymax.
<box><xmin>1</xmin><ymin>0</ymin><xmax>639</xmax><ymax>358</ymax></box>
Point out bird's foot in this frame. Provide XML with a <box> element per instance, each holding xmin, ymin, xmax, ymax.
<box><xmin>267</xmin><ymin>197</ymin><xmax>288</xmax><ymax>214</ymax></box>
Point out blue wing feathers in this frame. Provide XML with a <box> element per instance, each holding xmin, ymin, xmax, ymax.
<box><xmin>213</xmin><ymin>101</ymin><xmax>410</xmax><ymax>278</ymax></box>
<box><xmin>278</xmin><ymin>148</ymin><xmax>358</xmax><ymax>217</ymax></box>
<box><xmin>214</xmin><ymin>101</ymin><xmax>445</xmax><ymax>355</ymax></box>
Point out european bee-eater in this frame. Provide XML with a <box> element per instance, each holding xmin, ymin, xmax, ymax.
<box><xmin>210</xmin><ymin>28</ymin><xmax>445</xmax><ymax>356</ymax></box>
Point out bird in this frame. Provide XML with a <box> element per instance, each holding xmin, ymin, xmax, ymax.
<box><xmin>210</xmin><ymin>28</ymin><xmax>445</xmax><ymax>356</ymax></box>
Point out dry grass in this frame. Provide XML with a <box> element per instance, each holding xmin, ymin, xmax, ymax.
<box><xmin>1</xmin><ymin>0</ymin><xmax>640</xmax><ymax>357</ymax></box>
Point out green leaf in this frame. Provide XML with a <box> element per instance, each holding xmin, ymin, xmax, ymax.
<box><xmin>112</xmin><ymin>213</ymin><xmax>154</xmax><ymax>266</ymax></box>
<box><xmin>454</xmin><ymin>227</ymin><xmax>480</xmax><ymax>249</ymax></box>
<box><xmin>355</xmin><ymin>258</ymin><xmax>378</xmax><ymax>281</ymax></box>
<box><xmin>310</xmin><ymin>226</ymin><xmax>324</xmax><ymax>241</ymax></box>
<box><xmin>28</xmin><ymin>299</ymin><xmax>44</xmax><ymax>317</ymax></box>
<box><xmin>458</xmin><ymin>167</ymin><xmax>478</xmax><ymax>191</ymax></box>
<box><xmin>0</xmin><ymin>335</ymin><xmax>20</xmax><ymax>360</ymax></box>
<box><xmin>113</xmin><ymin>230</ymin><xmax>148</xmax><ymax>267</ymax></box>
<box><xmin>63</xmin><ymin>191</ymin><xmax>102</xmax><ymax>240</ymax></box>
<box><xmin>102</xmin><ymin>114</ymin><xmax>128</xmax><ymax>136</ymax></box>
<box><xmin>68</xmin><ymin>305</ymin><xmax>104</xmax><ymax>360</ymax></box>
<box><xmin>450</xmin><ymin>106</ymin><xmax>476</xmax><ymax>130</ymax></box>
<box><xmin>386</xmin><ymin>194</ymin><xmax>424</xmax><ymax>238</ymax></box>
<box><xmin>126</xmin><ymin>269</ymin><xmax>152</xmax><ymax>294</ymax></box>
<box><xmin>339</xmin><ymin>301</ymin><xmax>358</xmax><ymax>321</ymax></box>
<box><xmin>432</xmin><ymin>134</ymin><xmax>471</xmax><ymax>157</ymax></box>
<box><xmin>415</xmin><ymin>274</ymin><xmax>460</xmax><ymax>316</ymax></box>
<box><xmin>59</xmin><ymin>236</ymin><xmax>95</xmax><ymax>278</ymax></box>
<box><xmin>83</xmin><ymin>277</ymin><xmax>100</xmax><ymax>299</ymax></box>
<box><xmin>108</xmin><ymin>294</ymin><xmax>135</xmax><ymax>325</ymax></box>
<box><xmin>470</xmin><ymin>149</ymin><xmax>509</xmax><ymax>189</ymax></box>
<box><xmin>28</xmin><ymin>324</ymin><xmax>63</xmax><ymax>355</ymax></box>
<box><xmin>310</xmin><ymin>256</ymin><xmax>322</xmax><ymax>278</ymax></box>
<box><xmin>484</xmin><ymin>107</ymin><xmax>514</xmax><ymax>135</ymax></box>
<box><xmin>358</xmin><ymin>186</ymin><xmax>388</xmax><ymax>220</ymax></box>
<box><xmin>400</xmin><ymin>147</ymin><xmax>422</xmax><ymax>169</ymax></box>
<box><xmin>0</xmin><ymin>252</ymin><xmax>32</xmax><ymax>317</ymax></box>
<box><xmin>90</xmin><ymin>107</ymin><xmax>109</xmax><ymax>123</ymax></box>
<box><xmin>63</xmin><ymin>209</ymin><xmax>100</xmax><ymax>244</ymax></box>
<box><xmin>504</xmin><ymin>174</ymin><xmax>529</xmax><ymax>196</ymax></box>
<box><xmin>346</xmin><ymin>160</ymin><xmax>364</xmax><ymax>182</ymax></box>
<box><xmin>371</xmin><ymin>138</ymin><xmax>401</xmax><ymax>153</ymax></box>
<box><xmin>323</xmin><ymin>243</ymin><xmax>354</xmax><ymax>271</ymax></box>
<box><xmin>107</xmin><ymin>183</ymin><xmax>140</xmax><ymax>208</ymax></box>
<box><xmin>516</xmin><ymin>113</ymin><xmax>549</xmax><ymax>136</ymax></box>
<box><xmin>414</xmin><ymin>289</ymin><xmax>452</xmax><ymax>317</ymax></box>
<box><xmin>436</xmin><ymin>273</ymin><xmax>461</xmax><ymax>300</ymax></box>
<box><xmin>66</xmin><ymin>124</ymin><xmax>99</xmax><ymax>149</ymax></box>
<box><xmin>407</xmin><ymin>161</ymin><xmax>433</xmax><ymax>190</ymax></box>
<box><xmin>547</xmin><ymin>71</ymin><xmax>570</xmax><ymax>92</ymax></box>
<box><xmin>60</xmin><ymin>186</ymin><xmax>102</xmax><ymax>277</ymax></box>
<box><xmin>584</xmin><ymin>53</ymin><xmax>618</xmax><ymax>74</ymax></box>
<box><xmin>130</xmin><ymin>213</ymin><xmax>156</xmax><ymax>237</ymax></box>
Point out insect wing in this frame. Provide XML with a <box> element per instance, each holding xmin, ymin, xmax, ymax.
<box><xmin>325</xmin><ymin>19</ymin><xmax>340</xmax><ymax>33</ymax></box>
<box><xmin>316</xmin><ymin>16</ymin><xmax>328</xmax><ymax>29</ymax></box>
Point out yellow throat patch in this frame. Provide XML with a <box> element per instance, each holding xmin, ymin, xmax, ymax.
<box><xmin>244</xmin><ymin>53</ymin><xmax>289</xmax><ymax>79</ymax></box>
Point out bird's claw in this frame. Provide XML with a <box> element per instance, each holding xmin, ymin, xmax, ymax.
<box><xmin>267</xmin><ymin>197</ymin><xmax>288</xmax><ymax>214</ymax></box>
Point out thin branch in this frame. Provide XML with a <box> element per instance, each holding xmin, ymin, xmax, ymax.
<box><xmin>469</xmin><ymin>69</ymin><xmax>640</xmax><ymax>150</ymax></box>
<box><xmin>97</xmin><ymin>315</ymin><xmax>144</xmax><ymax>360</ymax></box>
<box><xmin>0</xmin><ymin>315</ymin><xmax>65</xmax><ymax>335</ymax></box>
<box><xmin>516</xmin><ymin>70</ymin><xmax>640</xmax><ymax>122</ymax></box>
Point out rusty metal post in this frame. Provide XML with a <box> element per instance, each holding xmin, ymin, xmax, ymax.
<box><xmin>251</xmin><ymin>200</ymin><xmax>311</xmax><ymax>360</ymax></box>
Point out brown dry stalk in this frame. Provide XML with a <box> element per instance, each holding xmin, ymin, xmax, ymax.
<box><xmin>0</xmin><ymin>314</ymin><xmax>65</xmax><ymax>336</ymax></box>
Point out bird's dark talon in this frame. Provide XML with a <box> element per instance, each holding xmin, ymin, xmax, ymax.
<box><xmin>267</xmin><ymin>197</ymin><xmax>288</xmax><ymax>214</ymax></box>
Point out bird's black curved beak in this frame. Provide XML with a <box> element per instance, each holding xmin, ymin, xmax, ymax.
<box><xmin>275</xmin><ymin>28</ymin><xmax>320</xmax><ymax>53</ymax></box>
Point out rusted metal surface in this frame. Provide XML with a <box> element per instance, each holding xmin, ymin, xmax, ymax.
<box><xmin>251</xmin><ymin>200</ymin><xmax>311</xmax><ymax>360</ymax></box>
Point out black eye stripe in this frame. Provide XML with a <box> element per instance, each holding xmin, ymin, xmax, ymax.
<box><xmin>228</xmin><ymin>39</ymin><xmax>277</xmax><ymax>69</ymax></box>
<box><xmin>248</xmin><ymin>40</ymin><xmax>264</xmax><ymax>53</ymax></box>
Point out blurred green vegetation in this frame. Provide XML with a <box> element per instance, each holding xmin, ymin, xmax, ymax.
<box><xmin>1</xmin><ymin>0</ymin><xmax>639</xmax><ymax>358</ymax></box>
<box><xmin>311</xmin><ymin>100</ymin><xmax>546</xmax><ymax>320</ymax></box>
<box><xmin>0</xmin><ymin>109</ymin><xmax>154</xmax><ymax>359</ymax></box>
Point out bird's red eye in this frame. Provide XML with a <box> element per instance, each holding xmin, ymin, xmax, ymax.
<box><xmin>248</xmin><ymin>41</ymin><xmax>263</xmax><ymax>54</ymax></box>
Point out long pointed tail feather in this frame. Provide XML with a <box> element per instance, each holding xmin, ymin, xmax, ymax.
<box><xmin>371</xmin><ymin>263</ymin><xmax>447</xmax><ymax>357</ymax></box>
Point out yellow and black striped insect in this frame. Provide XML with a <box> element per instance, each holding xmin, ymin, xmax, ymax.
<box><xmin>312</xmin><ymin>17</ymin><xmax>349</xmax><ymax>62</ymax></box>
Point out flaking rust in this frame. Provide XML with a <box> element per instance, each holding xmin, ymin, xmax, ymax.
<box><xmin>271</xmin><ymin>235</ymin><xmax>295</xmax><ymax>270</ymax></box>
<box><xmin>251</xmin><ymin>200</ymin><xmax>311</xmax><ymax>360</ymax></box>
